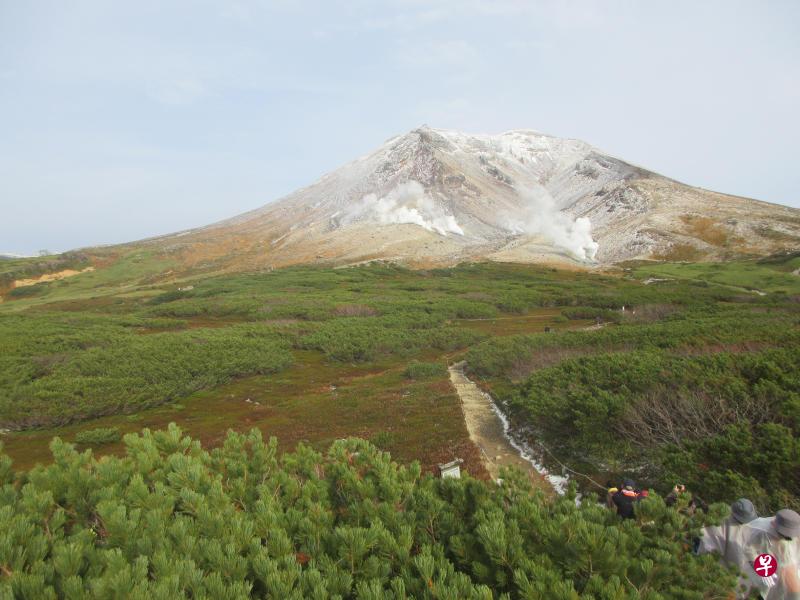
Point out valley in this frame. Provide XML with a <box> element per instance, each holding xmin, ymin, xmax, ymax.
<box><xmin>2</xmin><ymin>252</ymin><xmax>799</xmax><ymax>597</ymax></box>
<box><xmin>0</xmin><ymin>266</ymin><xmax>582</xmax><ymax>475</ymax></box>
<box><xmin>2</xmin><ymin>255</ymin><xmax>798</xmax><ymax>509</ymax></box>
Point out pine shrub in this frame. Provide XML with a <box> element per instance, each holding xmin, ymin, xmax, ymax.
<box><xmin>74</xmin><ymin>427</ymin><xmax>121</xmax><ymax>445</ymax></box>
<box><xmin>0</xmin><ymin>426</ymin><xmax>738</xmax><ymax>598</ymax></box>
<box><xmin>404</xmin><ymin>361</ymin><xmax>446</xmax><ymax>380</ymax></box>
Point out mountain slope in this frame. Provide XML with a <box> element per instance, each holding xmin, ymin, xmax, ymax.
<box><xmin>142</xmin><ymin>126</ymin><xmax>800</xmax><ymax>269</ymax></box>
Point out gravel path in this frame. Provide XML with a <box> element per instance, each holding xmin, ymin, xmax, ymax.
<box><xmin>448</xmin><ymin>361</ymin><xmax>555</xmax><ymax>492</ymax></box>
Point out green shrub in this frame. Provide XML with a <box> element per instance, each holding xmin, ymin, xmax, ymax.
<box><xmin>147</xmin><ymin>289</ymin><xmax>193</xmax><ymax>305</ymax></box>
<box><xmin>369</xmin><ymin>430</ymin><xmax>396</xmax><ymax>448</ymax></box>
<box><xmin>446</xmin><ymin>299</ymin><xmax>497</xmax><ymax>319</ymax></box>
<box><xmin>0</xmin><ymin>318</ymin><xmax>293</xmax><ymax>428</ymax></box>
<box><xmin>7</xmin><ymin>283</ymin><xmax>51</xmax><ymax>298</ymax></box>
<box><xmin>0</xmin><ymin>426</ymin><xmax>737</xmax><ymax>597</ymax></box>
<box><xmin>300</xmin><ymin>318</ymin><xmax>482</xmax><ymax>362</ymax></box>
<box><xmin>74</xmin><ymin>427</ymin><xmax>121</xmax><ymax>445</ymax></box>
<box><xmin>3</xmin><ymin>259</ymin><xmax>798</xmax><ymax>520</ymax></box>
<box><xmin>404</xmin><ymin>361</ymin><xmax>446</xmax><ymax>379</ymax></box>
<box><xmin>499</xmin><ymin>348</ymin><xmax>800</xmax><ymax>510</ymax></box>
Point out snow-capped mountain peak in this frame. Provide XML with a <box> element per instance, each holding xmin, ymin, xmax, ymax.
<box><xmin>144</xmin><ymin>126</ymin><xmax>800</xmax><ymax>268</ymax></box>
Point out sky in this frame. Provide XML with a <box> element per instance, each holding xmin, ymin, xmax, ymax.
<box><xmin>1</xmin><ymin>0</ymin><xmax>799</xmax><ymax>255</ymax></box>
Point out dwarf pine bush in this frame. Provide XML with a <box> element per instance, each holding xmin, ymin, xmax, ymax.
<box><xmin>74</xmin><ymin>427</ymin><xmax>120</xmax><ymax>445</ymax></box>
<box><xmin>403</xmin><ymin>361</ymin><xmax>446</xmax><ymax>380</ymax></box>
<box><xmin>0</xmin><ymin>425</ymin><xmax>737</xmax><ymax>598</ymax></box>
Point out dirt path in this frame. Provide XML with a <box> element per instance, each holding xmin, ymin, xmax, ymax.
<box><xmin>448</xmin><ymin>361</ymin><xmax>561</xmax><ymax>493</ymax></box>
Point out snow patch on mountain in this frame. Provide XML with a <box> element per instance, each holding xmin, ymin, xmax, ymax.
<box><xmin>347</xmin><ymin>181</ymin><xmax>464</xmax><ymax>236</ymax></box>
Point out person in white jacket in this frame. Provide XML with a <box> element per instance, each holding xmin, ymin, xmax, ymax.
<box><xmin>742</xmin><ymin>509</ymin><xmax>800</xmax><ymax>600</ymax></box>
<box><xmin>697</xmin><ymin>498</ymin><xmax>764</xmax><ymax>598</ymax></box>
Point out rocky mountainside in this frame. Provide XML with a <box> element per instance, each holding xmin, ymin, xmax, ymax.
<box><xmin>142</xmin><ymin>126</ymin><xmax>800</xmax><ymax>269</ymax></box>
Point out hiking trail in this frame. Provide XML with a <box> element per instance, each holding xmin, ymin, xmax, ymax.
<box><xmin>448</xmin><ymin>361</ymin><xmax>566</xmax><ymax>494</ymax></box>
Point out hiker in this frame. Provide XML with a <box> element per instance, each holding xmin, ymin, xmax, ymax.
<box><xmin>696</xmin><ymin>498</ymin><xmax>762</xmax><ymax>598</ymax></box>
<box><xmin>743</xmin><ymin>508</ymin><xmax>800</xmax><ymax>599</ymax></box>
<box><xmin>608</xmin><ymin>478</ymin><xmax>642</xmax><ymax>519</ymax></box>
<box><xmin>665</xmin><ymin>484</ymin><xmax>686</xmax><ymax>507</ymax></box>
<box><xmin>666</xmin><ymin>483</ymin><xmax>706</xmax><ymax>515</ymax></box>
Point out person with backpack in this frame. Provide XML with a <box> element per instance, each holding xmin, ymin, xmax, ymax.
<box><xmin>609</xmin><ymin>478</ymin><xmax>642</xmax><ymax>519</ymax></box>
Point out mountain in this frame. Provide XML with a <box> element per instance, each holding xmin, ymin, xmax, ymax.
<box><xmin>141</xmin><ymin>126</ymin><xmax>799</xmax><ymax>269</ymax></box>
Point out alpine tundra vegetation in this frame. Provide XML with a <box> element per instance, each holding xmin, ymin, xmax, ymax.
<box><xmin>0</xmin><ymin>427</ymin><xmax>738</xmax><ymax>598</ymax></box>
<box><xmin>1</xmin><ymin>252</ymin><xmax>799</xmax><ymax>597</ymax></box>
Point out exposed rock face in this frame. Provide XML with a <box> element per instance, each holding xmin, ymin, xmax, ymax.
<box><xmin>140</xmin><ymin>126</ymin><xmax>800</xmax><ymax>268</ymax></box>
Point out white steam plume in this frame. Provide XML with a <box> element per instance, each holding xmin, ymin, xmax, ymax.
<box><xmin>504</xmin><ymin>187</ymin><xmax>599</xmax><ymax>261</ymax></box>
<box><xmin>347</xmin><ymin>181</ymin><xmax>464</xmax><ymax>236</ymax></box>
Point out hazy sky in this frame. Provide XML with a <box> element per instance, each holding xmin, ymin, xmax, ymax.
<box><xmin>1</xmin><ymin>1</ymin><xmax>798</xmax><ymax>255</ymax></box>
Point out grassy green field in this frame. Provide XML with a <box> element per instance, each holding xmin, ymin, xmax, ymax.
<box><xmin>1</xmin><ymin>261</ymin><xmax>596</xmax><ymax>475</ymax></box>
<box><xmin>0</xmin><ymin>249</ymin><xmax>180</xmax><ymax>310</ymax></box>
<box><xmin>1</xmin><ymin>254</ymin><xmax>799</xmax><ymax>512</ymax></box>
<box><xmin>630</xmin><ymin>251</ymin><xmax>800</xmax><ymax>293</ymax></box>
<box><xmin>464</xmin><ymin>255</ymin><xmax>800</xmax><ymax>511</ymax></box>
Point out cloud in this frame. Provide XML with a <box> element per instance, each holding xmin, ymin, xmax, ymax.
<box><xmin>346</xmin><ymin>181</ymin><xmax>464</xmax><ymax>236</ymax></box>
<box><xmin>414</xmin><ymin>97</ymin><xmax>473</xmax><ymax>124</ymax></box>
<box><xmin>147</xmin><ymin>78</ymin><xmax>208</xmax><ymax>106</ymax></box>
<box><xmin>374</xmin><ymin>0</ymin><xmax>613</xmax><ymax>32</ymax></box>
<box><xmin>361</xmin><ymin>9</ymin><xmax>447</xmax><ymax>31</ymax></box>
<box><xmin>396</xmin><ymin>40</ymin><xmax>478</xmax><ymax>69</ymax></box>
<box><xmin>503</xmin><ymin>39</ymin><xmax>553</xmax><ymax>52</ymax></box>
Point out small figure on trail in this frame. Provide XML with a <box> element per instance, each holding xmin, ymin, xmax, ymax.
<box><xmin>742</xmin><ymin>508</ymin><xmax>800</xmax><ymax>599</ymax></box>
<box><xmin>608</xmin><ymin>478</ymin><xmax>642</xmax><ymax>519</ymax></box>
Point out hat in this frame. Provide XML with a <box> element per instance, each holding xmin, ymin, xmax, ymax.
<box><xmin>730</xmin><ymin>498</ymin><xmax>757</xmax><ymax>524</ymax></box>
<box><xmin>775</xmin><ymin>509</ymin><xmax>800</xmax><ymax>538</ymax></box>
<box><xmin>622</xmin><ymin>478</ymin><xmax>636</xmax><ymax>489</ymax></box>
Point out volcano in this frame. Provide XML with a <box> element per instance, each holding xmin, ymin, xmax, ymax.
<box><xmin>139</xmin><ymin>126</ymin><xmax>800</xmax><ymax>269</ymax></box>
